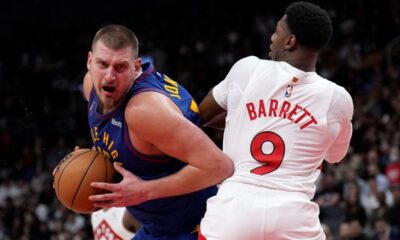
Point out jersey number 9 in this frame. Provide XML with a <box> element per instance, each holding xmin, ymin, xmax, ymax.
<box><xmin>250</xmin><ymin>131</ymin><xmax>285</xmax><ymax>175</ymax></box>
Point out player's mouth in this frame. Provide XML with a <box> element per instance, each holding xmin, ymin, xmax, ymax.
<box><xmin>102</xmin><ymin>86</ymin><xmax>116</xmax><ymax>96</ymax></box>
<box><xmin>102</xmin><ymin>86</ymin><xmax>115</xmax><ymax>92</ymax></box>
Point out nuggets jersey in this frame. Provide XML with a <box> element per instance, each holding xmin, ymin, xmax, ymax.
<box><xmin>87</xmin><ymin>62</ymin><xmax>217</xmax><ymax>236</ymax></box>
<box><xmin>91</xmin><ymin>207</ymin><xmax>135</xmax><ymax>240</ymax></box>
<box><xmin>213</xmin><ymin>56</ymin><xmax>353</xmax><ymax>199</ymax></box>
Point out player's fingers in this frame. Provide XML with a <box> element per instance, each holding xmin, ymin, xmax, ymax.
<box><xmin>113</xmin><ymin>162</ymin><xmax>131</xmax><ymax>177</ymax></box>
<box><xmin>91</xmin><ymin>182</ymin><xmax>117</xmax><ymax>192</ymax></box>
<box><xmin>88</xmin><ymin>192</ymin><xmax>117</xmax><ymax>202</ymax></box>
<box><xmin>74</xmin><ymin>146</ymin><xmax>80</xmax><ymax>151</ymax></box>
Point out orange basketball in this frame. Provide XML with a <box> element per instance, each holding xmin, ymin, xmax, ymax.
<box><xmin>53</xmin><ymin>149</ymin><xmax>116</xmax><ymax>214</ymax></box>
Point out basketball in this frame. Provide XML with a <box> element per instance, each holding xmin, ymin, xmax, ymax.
<box><xmin>53</xmin><ymin>149</ymin><xmax>116</xmax><ymax>214</ymax></box>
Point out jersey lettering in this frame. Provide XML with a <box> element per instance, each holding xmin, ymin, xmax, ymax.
<box><xmin>246</xmin><ymin>103</ymin><xmax>257</xmax><ymax>120</ymax></box>
<box><xmin>245</xmin><ymin>98</ymin><xmax>318</xmax><ymax>130</ymax></box>
<box><xmin>164</xmin><ymin>75</ymin><xmax>181</xmax><ymax>99</ymax></box>
<box><xmin>92</xmin><ymin>127</ymin><xmax>119</xmax><ymax>160</ymax></box>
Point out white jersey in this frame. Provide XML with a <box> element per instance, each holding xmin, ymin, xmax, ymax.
<box><xmin>213</xmin><ymin>56</ymin><xmax>353</xmax><ymax>199</ymax></box>
<box><xmin>91</xmin><ymin>207</ymin><xmax>135</xmax><ymax>240</ymax></box>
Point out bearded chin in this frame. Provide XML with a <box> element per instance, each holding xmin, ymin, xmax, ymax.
<box><xmin>103</xmin><ymin>98</ymin><xmax>115</xmax><ymax>109</ymax></box>
<box><xmin>95</xmin><ymin>91</ymin><xmax>117</xmax><ymax>113</ymax></box>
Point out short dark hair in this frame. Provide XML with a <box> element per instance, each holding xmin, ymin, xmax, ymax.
<box><xmin>92</xmin><ymin>24</ymin><xmax>139</xmax><ymax>58</ymax></box>
<box><xmin>285</xmin><ymin>1</ymin><xmax>332</xmax><ymax>50</ymax></box>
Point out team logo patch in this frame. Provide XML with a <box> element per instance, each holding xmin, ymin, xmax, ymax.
<box><xmin>111</xmin><ymin>118</ymin><xmax>122</xmax><ymax>128</ymax></box>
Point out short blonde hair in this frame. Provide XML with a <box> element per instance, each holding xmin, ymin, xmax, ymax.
<box><xmin>92</xmin><ymin>24</ymin><xmax>139</xmax><ymax>58</ymax></box>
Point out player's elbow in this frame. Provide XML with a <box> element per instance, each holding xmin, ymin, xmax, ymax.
<box><xmin>213</xmin><ymin>155</ymin><xmax>234</xmax><ymax>183</ymax></box>
<box><xmin>325</xmin><ymin>142</ymin><xmax>351</xmax><ymax>164</ymax></box>
<box><xmin>325</xmin><ymin>151</ymin><xmax>347</xmax><ymax>164</ymax></box>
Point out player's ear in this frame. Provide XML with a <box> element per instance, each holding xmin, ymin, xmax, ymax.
<box><xmin>87</xmin><ymin>51</ymin><xmax>93</xmax><ymax>70</ymax></box>
<box><xmin>285</xmin><ymin>35</ymin><xmax>296</xmax><ymax>51</ymax></box>
<box><xmin>133</xmin><ymin>58</ymin><xmax>142</xmax><ymax>75</ymax></box>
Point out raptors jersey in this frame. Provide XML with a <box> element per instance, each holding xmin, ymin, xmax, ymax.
<box><xmin>91</xmin><ymin>207</ymin><xmax>135</xmax><ymax>240</ymax></box>
<box><xmin>213</xmin><ymin>56</ymin><xmax>353</xmax><ymax>199</ymax></box>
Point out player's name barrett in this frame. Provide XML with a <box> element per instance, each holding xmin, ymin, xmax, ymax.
<box><xmin>246</xmin><ymin>98</ymin><xmax>317</xmax><ymax>130</ymax></box>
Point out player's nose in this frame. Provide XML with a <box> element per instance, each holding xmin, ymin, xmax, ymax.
<box><xmin>104</xmin><ymin>68</ymin><xmax>117</xmax><ymax>82</ymax></box>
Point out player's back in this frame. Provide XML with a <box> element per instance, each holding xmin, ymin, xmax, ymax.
<box><xmin>221</xmin><ymin>56</ymin><xmax>350</xmax><ymax>198</ymax></box>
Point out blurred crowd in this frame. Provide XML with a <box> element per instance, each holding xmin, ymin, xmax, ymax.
<box><xmin>1</xmin><ymin>0</ymin><xmax>400</xmax><ymax>239</ymax></box>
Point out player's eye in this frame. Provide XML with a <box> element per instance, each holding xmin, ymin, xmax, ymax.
<box><xmin>97</xmin><ymin>61</ymin><xmax>108</xmax><ymax>68</ymax></box>
<box><xmin>115</xmin><ymin>63</ymin><xmax>127</xmax><ymax>72</ymax></box>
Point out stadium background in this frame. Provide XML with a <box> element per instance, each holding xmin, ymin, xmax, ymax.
<box><xmin>0</xmin><ymin>0</ymin><xmax>400</xmax><ymax>239</ymax></box>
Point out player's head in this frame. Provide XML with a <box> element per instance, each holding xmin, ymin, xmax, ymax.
<box><xmin>91</xmin><ymin>24</ymin><xmax>139</xmax><ymax>58</ymax></box>
<box><xmin>269</xmin><ymin>1</ymin><xmax>332</xmax><ymax>61</ymax></box>
<box><xmin>87</xmin><ymin>24</ymin><xmax>141</xmax><ymax>111</ymax></box>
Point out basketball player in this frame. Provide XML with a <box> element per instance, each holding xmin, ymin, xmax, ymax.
<box><xmin>82</xmin><ymin>25</ymin><xmax>233</xmax><ymax>240</ymax></box>
<box><xmin>199</xmin><ymin>2</ymin><xmax>353</xmax><ymax>240</ymax></box>
<box><xmin>91</xmin><ymin>207</ymin><xmax>138</xmax><ymax>240</ymax></box>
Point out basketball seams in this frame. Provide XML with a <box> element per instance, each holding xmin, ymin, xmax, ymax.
<box><xmin>55</xmin><ymin>149</ymin><xmax>92</xmax><ymax>200</ymax></box>
<box><xmin>54</xmin><ymin>149</ymin><xmax>116</xmax><ymax>214</ymax></box>
<box><xmin>71</xmin><ymin>152</ymin><xmax>100</xmax><ymax>210</ymax></box>
<box><xmin>89</xmin><ymin>154</ymin><xmax>110</xmax><ymax>213</ymax></box>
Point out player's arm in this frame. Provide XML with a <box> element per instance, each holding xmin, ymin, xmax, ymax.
<box><xmin>89</xmin><ymin>92</ymin><xmax>233</xmax><ymax>207</ymax></box>
<box><xmin>83</xmin><ymin>71</ymin><xmax>93</xmax><ymax>101</ymax></box>
<box><xmin>325</xmin><ymin>88</ymin><xmax>354</xmax><ymax>163</ymax></box>
<box><xmin>199</xmin><ymin>56</ymin><xmax>259</xmax><ymax>129</ymax></box>
<box><xmin>199</xmin><ymin>89</ymin><xmax>227</xmax><ymax>129</ymax></box>
<box><xmin>127</xmin><ymin>92</ymin><xmax>233</xmax><ymax>200</ymax></box>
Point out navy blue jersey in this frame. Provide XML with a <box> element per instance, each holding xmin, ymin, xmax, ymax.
<box><xmin>87</xmin><ymin>62</ymin><xmax>217</xmax><ymax>237</ymax></box>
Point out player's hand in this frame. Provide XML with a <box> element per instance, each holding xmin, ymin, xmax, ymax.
<box><xmin>89</xmin><ymin>162</ymin><xmax>150</xmax><ymax>208</ymax></box>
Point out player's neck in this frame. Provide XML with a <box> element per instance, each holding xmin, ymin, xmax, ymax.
<box><xmin>99</xmin><ymin>99</ymin><xmax>123</xmax><ymax>114</ymax></box>
<box><xmin>287</xmin><ymin>50</ymin><xmax>318</xmax><ymax>72</ymax></box>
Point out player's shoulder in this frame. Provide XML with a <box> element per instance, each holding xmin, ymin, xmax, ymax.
<box><xmin>315</xmin><ymin>75</ymin><xmax>352</xmax><ymax>102</ymax></box>
<box><xmin>228</xmin><ymin>56</ymin><xmax>271</xmax><ymax>79</ymax></box>
<box><xmin>235</xmin><ymin>55</ymin><xmax>260</xmax><ymax>64</ymax></box>
<box><xmin>328</xmin><ymin>83</ymin><xmax>353</xmax><ymax>118</ymax></box>
<box><xmin>231</xmin><ymin>56</ymin><xmax>264</xmax><ymax>70</ymax></box>
<box><xmin>127</xmin><ymin>91</ymin><xmax>169</xmax><ymax>114</ymax></box>
<box><xmin>234</xmin><ymin>57</ymin><xmax>293</xmax><ymax>75</ymax></box>
<box><xmin>125</xmin><ymin>91</ymin><xmax>181</xmax><ymax>127</ymax></box>
<box><xmin>330</xmin><ymin>82</ymin><xmax>353</xmax><ymax>104</ymax></box>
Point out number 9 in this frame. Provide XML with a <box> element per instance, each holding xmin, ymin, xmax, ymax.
<box><xmin>250</xmin><ymin>131</ymin><xmax>285</xmax><ymax>175</ymax></box>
